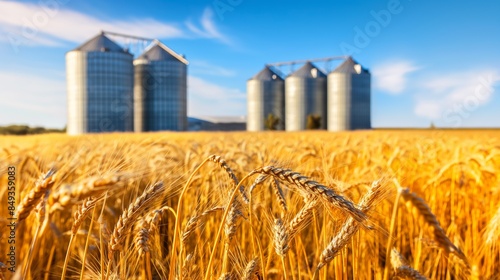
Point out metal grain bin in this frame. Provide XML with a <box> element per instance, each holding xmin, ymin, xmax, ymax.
<box><xmin>247</xmin><ymin>66</ymin><xmax>285</xmax><ymax>131</ymax></box>
<box><xmin>134</xmin><ymin>40</ymin><xmax>188</xmax><ymax>131</ymax></box>
<box><xmin>133</xmin><ymin>63</ymin><xmax>150</xmax><ymax>132</ymax></box>
<box><xmin>327</xmin><ymin>57</ymin><xmax>371</xmax><ymax>131</ymax></box>
<box><xmin>285</xmin><ymin>62</ymin><xmax>327</xmax><ymax>131</ymax></box>
<box><xmin>66</xmin><ymin>32</ymin><xmax>134</xmax><ymax>135</ymax></box>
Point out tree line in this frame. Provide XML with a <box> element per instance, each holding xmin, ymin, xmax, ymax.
<box><xmin>0</xmin><ymin>125</ymin><xmax>65</xmax><ymax>135</ymax></box>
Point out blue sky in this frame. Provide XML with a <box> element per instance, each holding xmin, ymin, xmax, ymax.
<box><xmin>0</xmin><ymin>0</ymin><xmax>499</xmax><ymax>128</ymax></box>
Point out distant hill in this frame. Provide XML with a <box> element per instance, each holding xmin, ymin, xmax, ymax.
<box><xmin>0</xmin><ymin>125</ymin><xmax>65</xmax><ymax>135</ymax></box>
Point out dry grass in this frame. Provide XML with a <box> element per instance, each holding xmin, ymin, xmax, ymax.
<box><xmin>0</xmin><ymin>130</ymin><xmax>499</xmax><ymax>279</ymax></box>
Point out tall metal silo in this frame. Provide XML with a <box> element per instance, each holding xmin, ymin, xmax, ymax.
<box><xmin>285</xmin><ymin>62</ymin><xmax>327</xmax><ymax>131</ymax></box>
<box><xmin>66</xmin><ymin>32</ymin><xmax>134</xmax><ymax>135</ymax></box>
<box><xmin>247</xmin><ymin>66</ymin><xmax>285</xmax><ymax>131</ymax></box>
<box><xmin>134</xmin><ymin>40</ymin><xmax>188</xmax><ymax>132</ymax></box>
<box><xmin>327</xmin><ymin>57</ymin><xmax>371</xmax><ymax>131</ymax></box>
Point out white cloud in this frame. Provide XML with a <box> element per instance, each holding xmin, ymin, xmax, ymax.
<box><xmin>185</xmin><ymin>8</ymin><xmax>230</xmax><ymax>44</ymax></box>
<box><xmin>0</xmin><ymin>71</ymin><xmax>66</xmax><ymax>127</ymax></box>
<box><xmin>0</xmin><ymin>1</ymin><xmax>231</xmax><ymax>49</ymax></box>
<box><xmin>188</xmin><ymin>76</ymin><xmax>245</xmax><ymax>116</ymax></box>
<box><xmin>413</xmin><ymin>100</ymin><xmax>442</xmax><ymax>119</ymax></box>
<box><xmin>372</xmin><ymin>61</ymin><xmax>419</xmax><ymax>94</ymax></box>
<box><xmin>413</xmin><ymin>70</ymin><xmax>500</xmax><ymax>120</ymax></box>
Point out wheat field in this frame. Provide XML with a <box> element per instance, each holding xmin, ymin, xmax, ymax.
<box><xmin>0</xmin><ymin>130</ymin><xmax>499</xmax><ymax>280</ymax></box>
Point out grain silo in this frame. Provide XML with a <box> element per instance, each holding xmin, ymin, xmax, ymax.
<box><xmin>327</xmin><ymin>57</ymin><xmax>371</xmax><ymax>131</ymax></box>
<box><xmin>66</xmin><ymin>32</ymin><xmax>134</xmax><ymax>135</ymax></box>
<box><xmin>285</xmin><ymin>62</ymin><xmax>327</xmax><ymax>131</ymax></box>
<box><xmin>134</xmin><ymin>40</ymin><xmax>188</xmax><ymax>132</ymax></box>
<box><xmin>247</xmin><ymin>66</ymin><xmax>285</xmax><ymax>131</ymax></box>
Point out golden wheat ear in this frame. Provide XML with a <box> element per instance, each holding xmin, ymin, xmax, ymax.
<box><xmin>318</xmin><ymin>180</ymin><xmax>383</xmax><ymax>269</ymax></box>
<box><xmin>72</xmin><ymin>196</ymin><xmax>101</xmax><ymax>235</ymax></box>
<box><xmin>242</xmin><ymin>257</ymin><xmax>260</xmax><ymax>280</ymax></box>
<box><xmin>391</xmin><ymin>248</ymin><xmax>428</xmax><ymax>280</ymax></box>
<box><xmin>401</xmin><ymin>188</ymin><xmax>469</xmax><ymax>267</ymax></box>
<box><xmin>288</xmin><ymin>198</ymin><xmax>318</xmax><ymax>238</ymax></box>
<box><xmin>209</xmin><ymin>154</ymin><xmax>249</xmax><ymax>203</ymax></box>
<box><xmin>252</xmin><ymin>166</ymin><xmax>367</xmax><ymax>223</ymax></box>
<box><xmin>17</xmin><ymin>169</ymin><xmax>56</xmax><ymax>223</ymax></box>
<box><xmin>49</xmin><ymin>172</ymin><xmax>131</xmax><ymax>211</ymax></box>
<box><xmin>108</xmin><ymin>181</ymin><xmax>165</xmax><ymax>255</ymax></box>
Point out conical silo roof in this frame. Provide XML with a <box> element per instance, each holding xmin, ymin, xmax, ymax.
<box><xmin>73</xmin><ymin>32</ymin><xmax>127</xmax><ymax>53</ymax></box>
<box><xmin>331</xmin><ymin>57</ymin><xmax>369</xmax><ymax>74</ymax></box>
<box><xmin>250</xmin><ymin>66</ymin><xmax>283</xmax><ymax>81</ymax></box>
<box><xmin>289</xmin><ymin>62</ymin><xmax>326</xmax><ymax>78</ymax></box>
<box><xmin>137</xmin><ymin>40</ymin><xmax>188</xmax><ymax>65</ymax></box>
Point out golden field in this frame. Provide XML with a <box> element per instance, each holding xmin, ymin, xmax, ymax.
<box><xmin>0</xmin><ymin>130</ymin><xmax>499</xmax><ymax>280</ymax></box>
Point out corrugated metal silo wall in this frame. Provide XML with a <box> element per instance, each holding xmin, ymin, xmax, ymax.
<box><xmin>246</xmin><ymin>80</ymin><xmax>262</xmax><ymax>131</ymax></box>
<box><xmin>327</xmin><ymin>72</ymin><xmax>371</xmax><ymax>131</ymax></box>
<box><xmin>247</xmin><ymin>79</ymin><xmax>285</xmax><ymax>131</ymax></box>
<box><xmin>286</xmin><ymin>76</ymin><xmax>327</xmax><ymax>131</ymax></box>
<box><xmin>351</xmin><ymin>72</ymin><xmax>371</xmax><ymax>129</ymax></box>
<box><xmin>66</xmin><ymin>51</ymin><xmax>87</xmax><ymax>135</ymax></box>
<box><xmin>179</xmin><ymin>62</ymin><xmax>188</xmax><ymax>131</ymax></box>
<box><xmin>133</xmin><ymin>62</ymin><xmax>150</xmax><ymax>132</ymax></box>
<box><xmin>264</xmin><ymin>79</ymin><xmax>285</xmax><ymax>130</ymax></box>
<box><xmin>85</xmin><ymin>52</ymin><xmax>134</xmax><ymax>133</ymax></box>
<box><xmin>327</xmin><ymin>73</ymin><xmax>351</xmax><ymax>131</ymax></box>
<box><xmin>144</xmin><ymin>60</ymin><xmax>187</xmax><ymax>131</ymax></box>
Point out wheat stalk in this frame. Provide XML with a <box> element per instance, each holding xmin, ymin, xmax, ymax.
<box><xmin>61</xmin><ymin>196</ymin><xmax>100</xmax><ymax>280</ymax></box>
<box><xmin>401</xmin><ymin>188</ymin><xmax>469</xmax><ymax>266</ymax></box>
<box><xmin>222</xmin><ymin>197</ymin><xmax>243</xmax><ymax>274</ymax></box>
<box><xmin>242</xmin><ymin>257</ymin><xmax>259</xmax><ymax>280</ymax></box>
<box><xmin>218</xmin><ymin>273</ymin><xmax>231</xmax><ymax>280</ymax></box>
<box><xmin>288</xmin><ymin>198</ymin><xmax>317</xmax><ymax>237</ymax></box>
<box><xmin>71</xmin><ymin>196</ymin><xmax>100</xmax><ymax>234</ymax></box>
<box><xmin>135</xmin><ymin>219</ymin><xmax>151</xmax><ymax>255</ymax></box>
<box><xmin>248</xmin><ymin>174</ymin><xmax>269</xmax><ymax>194</ymax></box>
<box><xmin>106</xmin><ymin>182</ymin><xmax>165</xmax><ymax>279</ymax></box>
<box><xmin>24</xmin><ymin>191</ymin><xmax>50</xmax><ymax>279</ymax></box>
<box><xmin>134</xmin><ymin>206</ymin><xmax>173</xmax><ymax>280</ymax></box>
<box><xmin>224</xmin><ymin>198</ymin><xmax>243</xmax><ymax>244</ymax></box>
<box><xmin>273</xmin><ymin>217</ymin><xmax>290</xmax><ymax>257</ymax></box>
<box><xmin>147</xmin><ymin>206</ymin><xmax>172</xmax><ymax>232</ymax></box>
<box><xmin>318</xmin><ymin>180</ymin><xmax>382</xmax><ymax>269</ymax></box>
<box><xmin>17</xmin><ymin>169</ymin><xmax>56</xmax><ymax>222</ymax></box>
<box><xmin>484</xmin><ymin>205</ymin><xmax>500</xmax><ymax>245</ymax></box>
<box><xmin>181</xmin><ymin>206</ymin><xmax>224</xmax><ymax>247</ymax></box>
<box><xmin>251</xmin><ymin>166</ymin><xmax>366</xmax><ymax>222</ymax></box>
<box><xmin>134</xmin><ymin>218</ymin><xmax>153</xmax><ymax>280</ymax></box>
<box><xmin>274</xmin><ymin>216</ymin><xmax>290</xmax><ymax>279</ymax></box>
<box><xmin>108</xmin><ymin>181</ymin><xmax>165</xmax><ymax>255</ymax></box>
<box><xmin>201</xmin><ymin>206</ymin><xmax>224</xmax><ymax>216</ymax></box>
<box><xmin>209</xmin><ymin>155</ymin><xmax>249</xmax><ymax>203</ymax></box>
<box><xmin>271</xmin><ymin>178</ymin><xmax>288</xmax><ymax>213</ymax></box>
<box><xmin>181</xmin><ymin>253</ymin><xmax>194</xmax><ymax>280</ymax></box>
<box><xmin>391</xmin><ymin>248</ymin><xmax>428</xmax><ymax>280</ymax></box>
<box><xmin>182</xmin><ymin>215</ymin><xmax>200</xmax><ymax>247</ymax></box>
<box><xmin>50</xmin><ymin>173</ymin><xmax>129</xmax><ymax>211</ymax></box>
